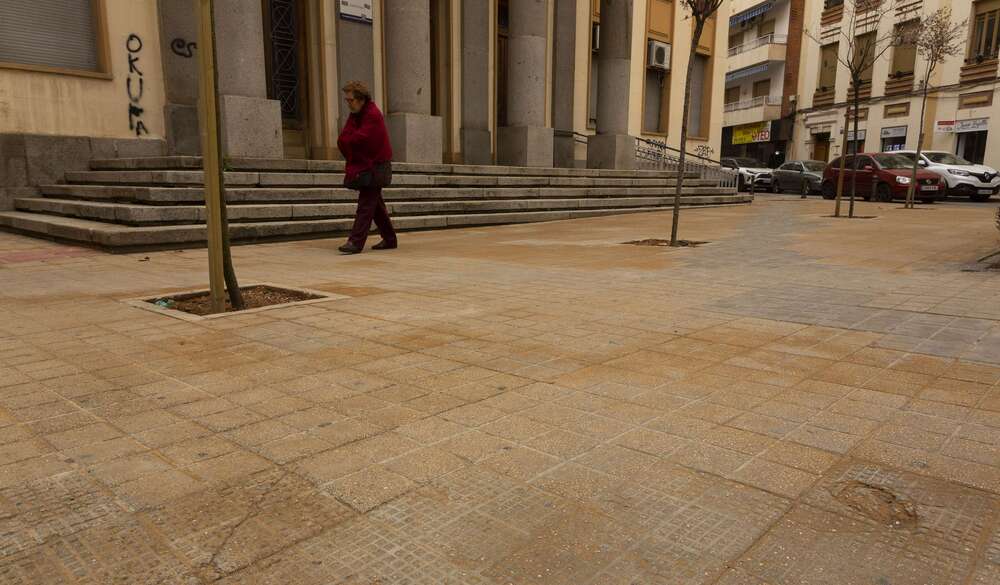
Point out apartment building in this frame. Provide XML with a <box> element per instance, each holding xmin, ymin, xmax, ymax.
<box><xmin>721</xmin><ymin>0</ymin><xmax>805</xmax><ymax>166</ymax></box>
<box><xmin>0</xmin><ymin>0</ymin><xmax>730</xmax><ymax>212</ymax></box>
<box><xmin>790</xmin><ymin>0</ymin><xmax>1000</xmax><ymax>168</ymax></box>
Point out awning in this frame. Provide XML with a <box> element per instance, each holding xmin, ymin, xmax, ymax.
<box><xmin>726</xmin><ymin>63</ymin><xmax>769</xmax><ymax>82</ymax></box>
<box><xmin>730</xmin><ymin>2</ymin><xmax>773</xmax><ymax>26</ymax></box>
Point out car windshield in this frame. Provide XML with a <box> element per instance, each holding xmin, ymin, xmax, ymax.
<box><xmin>872</xmin><ymin>153</ymin><xmax>913</xmax><ymax>169</ymax></box>
<box><xmin>925</xmin><ymin>152</ymin><xmax>972</xmax><ymax>165</ymax></box>
<box><xmin>731</xmin><ymin>157</ymin><xmax>763</xmax><ymax>167</ymax></box>
<box><xmin>802</xmin><ymin>161</ymin><xmax>825</xmax><ymax>172</ymax></box>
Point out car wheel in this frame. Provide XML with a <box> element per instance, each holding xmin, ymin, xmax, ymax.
<box><xmin>822</xmin><ymin>182</ymin><xmax>835</xmax><ymax>200</ymax></box>
<box><xmin>875</xmin><ymin>183</ymin><xmax>893</xmax><ymax>202</ymax></box>
<box><xmin>771</xmin><ymin>179</ymin><xmax>781</xmax><ymax>193</ymax></box>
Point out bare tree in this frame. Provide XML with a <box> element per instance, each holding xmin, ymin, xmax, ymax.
<box><xmin>807</xmin><ymin>0</ymin><xmax>904</xmax><ymax>218</ymax></box>
<box><xmin>903</xmin><ymin>8</ymin><xmax>967</xmax><ymax>208</ymax></box>
<box><xmin>671</xmin><ymin>0</ymin><xmax>724</xmax><ymax>246</ymax></box>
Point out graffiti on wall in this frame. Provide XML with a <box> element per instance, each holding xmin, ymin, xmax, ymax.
<box><xmin>126</xmin><ymin>34</ymin><xmax>149</xmax><ymax>136</ymax></box>
<box><xmin>170</xmin><ymin>38</ymin><xmax>197</xmax><ymax>58</ymax></box>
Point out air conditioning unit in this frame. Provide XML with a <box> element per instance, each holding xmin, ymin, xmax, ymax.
<box><xmin>647</xmin><ymin>40</ymin><xmax>671</xmax><ymax>70</ymax></box>
<box><xmin>592</xmin><ymin>23</ymin><xmax>600</xmax><ymax>52</ymax></box>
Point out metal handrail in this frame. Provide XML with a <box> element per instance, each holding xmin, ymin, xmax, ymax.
<box><xmin>723</xmin><ymin>95</ymin><xmax>783</xmax><ymax>112</ymax></box>
<box><xmin>633</xmin><ymin>137</ymin><xmax>737</xmax><ymax>189</ymax></box>
<box><xmin>728</xmin><ymin>33</ymin><xmax>788</xmax><ymax>57</ymax></box>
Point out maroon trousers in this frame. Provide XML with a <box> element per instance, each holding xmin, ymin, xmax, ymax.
<box><xmin>347</xmin><ymin>186</ymin><xmax>396</xmax><ymax>248</ymax></box>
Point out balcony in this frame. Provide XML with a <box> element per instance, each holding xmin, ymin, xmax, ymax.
<box><xmin>884</xmin><ymin>73</ymin><xmax>914</xmax><ymax>97</ymax></box>
<box><xmin>723</xmin><ymin>95</ymin><xmax>783</xmax><ymax>127</ymax></box>
<box><xmin>727</xmin><ymin>34</ymin><xmax>787</xmax><ymax>73</ymax></box>
<box><xmin>960</xmin><ymin>58</ymin><xmax>999</xmax><ymax>85</ymax></box>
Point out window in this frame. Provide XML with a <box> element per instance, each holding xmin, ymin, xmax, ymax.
<box><xmin>891</xmin><ymin>21</ymin><xmax>918</xmax><ymax>76</ymax></box>
<box><xmin>643</xmin><ymin>69</ymin><xmax>666</xmax><ymax>133</ymax></box>
<box><xmin>779</xmin><ymin>163</ymin><xmax>801</xmax><ymax>171</ymax></box>
<box><xmin>824</xmin><ymin>0</ymin><xmax>844</xmax><ymax>8</ymax></box>
<box><xmin>753</xmin><ymin>79</ymin><xmax>771</xmax><ymax>98</ymax></box>
<box><xmin>970</xmin><ymin>1</ymin><xmax>1000</xmax><ymax>60</ymax></box>
<box><xmin>854</xmin><ymin>155</ymin><xmax>875</xmax><ymax>169</ymax></box>
<box><xmin>687</xmin><ymin>54</ymin><xmax>709</xmax><ymax>137</ymax></box>
<box><xmin>957</xmin><ymin>131</ymin><xmax>988</xmax><ymax>164</ymax></box>
<box><xmin>758</xmin><ymin>20</ymin><xmax>776</xmax><ymax>39</ymax></box>
<box><xmin>819</xmin><ymin>43</ymin><xmax>838</xmax><ymax>90</ymax></box>
<box><xmin>725</xmin><ymin>86</ymin><xmax>741</xmax><ymax>104</ymax></box>
<box><xmin>854</xmin><ymin>32</ymin><xmax>876</xmax><ymax>83</ymax></box>
<box><xmin>0</xmin><ymin>0</ymin><xmax>107</xmax><ymax>75</ymax></box>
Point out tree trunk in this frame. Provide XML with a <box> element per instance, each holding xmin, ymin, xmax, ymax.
<box><xmin>848</xmin><ymin>83</ymin><xmax>861</xmax><ymax>218</ymax></box>
<box><xmin>207</xmin><ymin>2</ymin><xmax>244</xmax><ymax>310</ymax></box>
<box><xmin>905</xmin><ymin>83</ymin><xmax>930</xmax><ymax>209</ymax></box>
<box><xmin>670</xmin><ymin>25</ymin><xmax>703</xmax><ymax>246</ymax></box>
<box><xmin>834</xmin><ymin>106</ymin><xmax>850</xmax><ymax>217</ymax></box>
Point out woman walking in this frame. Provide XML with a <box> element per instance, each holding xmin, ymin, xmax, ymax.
<box><xmin>337</xmin><ymin>81</ymin><xmax>397</xmax><ymax>254</ymax></box>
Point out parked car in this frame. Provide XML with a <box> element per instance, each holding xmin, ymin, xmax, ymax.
<box><xmin>771</xmin><ymin>160</ymin><xmax>826</xmax><ymax>195</ymax></box>
<box><xmin>821</xmin><ymin>153</ymin><xmax>945</xmax><ymax>203</ymax></box>
<box><xmin>720</xmin><ymin>157</ymin><xmax>772</xmax><ymax>192</ymax></box>
<box><xmin>893</xmin><ymin>150</ymin><xmax>999</xmax><ymax>202</ymax></box>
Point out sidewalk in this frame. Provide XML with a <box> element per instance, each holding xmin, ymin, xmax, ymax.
<box><xmin>1</xmin><ymin>197</ymin><xmax>998</xmax><ymax>584</ymax></box>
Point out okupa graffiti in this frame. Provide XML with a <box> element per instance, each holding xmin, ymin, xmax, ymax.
<box><xmin>170</xmin><ymin>38</ymin><xmax>197</xmax><ymax>58</ymax></box>
<box><xmin>126</xmin><ymin>33</ymin><xmax>149</xmax><ymax>136</ymax></box>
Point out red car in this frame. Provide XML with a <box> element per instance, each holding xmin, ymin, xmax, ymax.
<box><xmin>821</xmin><ymin>153</ymin><xmax>945</xmax><ymax>203</ymax></box>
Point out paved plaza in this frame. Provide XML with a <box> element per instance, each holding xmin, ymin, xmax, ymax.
<box><xmin>1</xmin><ymin>196</ymin><xmax>999</xmax><ymax>584</ymax></box>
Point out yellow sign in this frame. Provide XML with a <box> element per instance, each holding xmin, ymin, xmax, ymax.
<box><xmin>732</xmin><ymin>121</ymin><xmax>772</xmax><ymax>145</ymax></box>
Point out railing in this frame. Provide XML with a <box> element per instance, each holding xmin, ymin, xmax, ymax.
<box><xmin>634</xmin><ymin>137</ymin><xmax>737</xmax><ymax>189</ymax></box>
<box><xmin>723</xmin><ymin>95</ymin><xmax>782</xmax><ymax>113</ymax></box>
<box><xmin>727</xmin><ymin>34</ymin><xmax>788</xmax><ymax>57</ymax></box>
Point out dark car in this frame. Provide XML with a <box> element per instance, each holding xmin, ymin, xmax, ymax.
<box><xmin>821</xmin><ymin>153</ymin><xmax>945</xmax><ymax>203</ymax></box>
<box><xmin>772</xmin><ymin>160</ymin><xmax>826</xmax><ymax>195</ymax></box>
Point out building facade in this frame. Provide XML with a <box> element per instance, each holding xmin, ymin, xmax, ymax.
<box><xmin>788</xmin><ymin>0</ymin><xmax>1000</xmax><ymax>168</ymax></box>
<box><xmin>721</xmin><ymin>0</ymin><xmax>805</xmax><ymax>166</ymax></box>
<box><xmin>0</xmin><ymin>0</ymin><xmax>733</xmax><ymax>211</ymax></box>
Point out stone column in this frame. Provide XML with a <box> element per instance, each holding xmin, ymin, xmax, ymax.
<box><xmin>383</xmin><ymin>0</ymin><xmax>443</xmax><ymax>163</ymax></box>
<box><xmin>498</xmin><ymin>0</ymin><xmax>553</xmax><ymax>167</ymax></box>
<box><xmin>587</xmin><ymin>0</ymin><xmax>635</xmax><ymax>169</ymax></box>
<box><xmin>213</xmin><ymin>0</ymin><xmax>284</xmax><ymax>158</ymax></box>
<box><xmin>552</xmin><ymin>0</ymin><xmax>577</xmax><ymax>167</ymax></box>
<box><xmin>157</xmin><ymin>0</ymin><xmax>200</xmax><ymax>155</ymax></box>
<box><xmin>461</xmin><ymin>0</ymin><xmax>492</xmax><ymax>165</ymax></box>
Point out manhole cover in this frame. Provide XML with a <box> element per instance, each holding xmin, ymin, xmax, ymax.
<box><xmin>830</xmin><ymin>480</ymin><xmax>918</xmax><ymax>528</ymax></box>
<box><xmin>622</xmin><ymin>239</ymin><xmax>708</xmax><ymax>247</ymax></box>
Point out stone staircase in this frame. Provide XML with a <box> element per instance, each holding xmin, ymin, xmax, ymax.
<box><xmin>0</xmin><ymin>156</ymin><xmax>750</xmax><ymax>250</ymax></box>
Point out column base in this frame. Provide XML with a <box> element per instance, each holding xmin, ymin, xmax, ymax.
<box><xmin>461</xmin><ymin>128</ymin><xmax>492</xmax><ymax>165</ymax></box>
<box><xmin>220</xmin><ymin>95</ymin><xmax>283</xmax><ymax>158</ymax></box>
<box><xmin>587</xmin><ymin>133</ymin><xmax>636</xmax><ymax>170</ymax></box>
<box><xmin>553</xmin><ymin>132</ymin><xmax>577</xmax><ymax>168</ymax></box>
<box><xmin>164</xmin><ymin>104</ymin><xmax>201</xmax><ymax>156</ymax></box>
<box><xmin>387</xmin><ymin>112</ymin><xmax>443</xmax><ymax>164</ymax></box>
<box><xmin>497</xmin><ymin>126</ymin><xmax>553</xmax><ymax>168</ymax></box>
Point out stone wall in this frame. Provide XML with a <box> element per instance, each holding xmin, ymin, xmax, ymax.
<box><xmin>0</xmin><ymin>134</ymin><xmax>164</xmax><ymax>211</ymax></box>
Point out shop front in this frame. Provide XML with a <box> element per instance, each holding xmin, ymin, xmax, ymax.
<box><xmin>880</xmin><ymin>126</ymin><xmax>907</xmax><ymax>151</ymax></box>
<box><xmin>936</xmin><ymin>118</ymin><xmax>989</xmax><ymax>164</ymax></box>
<box><xmin>722</xmin><ymin>120</ymin><xmax>786</xmax><ymax>166</ymax></box>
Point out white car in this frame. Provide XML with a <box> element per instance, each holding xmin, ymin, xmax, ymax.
<box><xmin>720</xmin><ymin>157</ymin><xmax>772</xmax><ymax>192</ymax></box>
<box><xmin>895</xmin><ymin>150</ymin><xmax>999</xmax><ymax>202</ymax></box>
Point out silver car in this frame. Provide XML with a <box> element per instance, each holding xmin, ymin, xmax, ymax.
<box><xmin>771</xmin><ymin>160</ymin><xmax>826</xmax><ymax>195</ymax></box>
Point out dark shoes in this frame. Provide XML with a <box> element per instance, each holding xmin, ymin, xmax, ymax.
<box><xmin>372</xmin><ymin>240</ymin><xmax>397</xmax><ymax>250</ymax></box>
<box><xmin>338</xmin><ymin>242</ymin><xmax>362</xmax><ymax>254</ymax></box>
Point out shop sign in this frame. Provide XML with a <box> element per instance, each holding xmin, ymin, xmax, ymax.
<box><xmin>732</xmin><ymin>121</ymin><xmax>771</xmax><ymax>145</ymax></box>
<box><xmin>340</xmin><ymin>0</ymin><xmax>372</xmax><ymax>23</ymax></box>
<box><xmin>809</xmin><ymin>125</ymin><xmax>832</xmax><ymax>135</ymax></box>
<box><xmin>936</xmin><ymin>118</ymin><xmax>989</xmax><ymax>133</ymax></box>
<box><xmin>846</xmin><ymin>129</ymin><xmax>867</xmax><ymax>141</ymax></box>
<box><xmin>880</xmin><ymin>126</ymin><xmax>907</xmax><ymax>138</ymax></box>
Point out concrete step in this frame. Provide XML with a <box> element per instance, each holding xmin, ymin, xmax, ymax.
<box><xmin>63</xmin><ymin>170</ymin><xmax>711</xmax><ymax>189</ymax></box>
<box><xmin>16</xmin><ymin>194</ymin><xmax>751</xmax><ymax>226</ymax></box>
<box><xmin>39</xmin><ymin>183</ymin><xmax>730</xmax><ymax>204</ymax></box>
<box><xmin>88</xmin><ymin>156</ymin><xmax>702</xmax><ymax>180</ymax></box>
<box><xmin>0</xmin><ymin>198</ymin><xmax>750</xmax><ymax>249</ymax></box>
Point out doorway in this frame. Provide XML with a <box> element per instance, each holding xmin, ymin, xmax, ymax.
<box><xmin>957</xmin><ymin>130</ymin><xmax>988</xmax><ymax>164</ymax></box>
<box><xmin>496</xmin><ymin>0</ymin><xmax>509</xmax><ymax>128</ymax></box>
<box><xmin>263</xmin><ymin>0</ymin><xmax>309</xmax><ymax>158</ymax></box>
<box><xmin>812</xmin><ymin>133</ymin><xmax>831</xmax><ymax>161</ymax></box>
